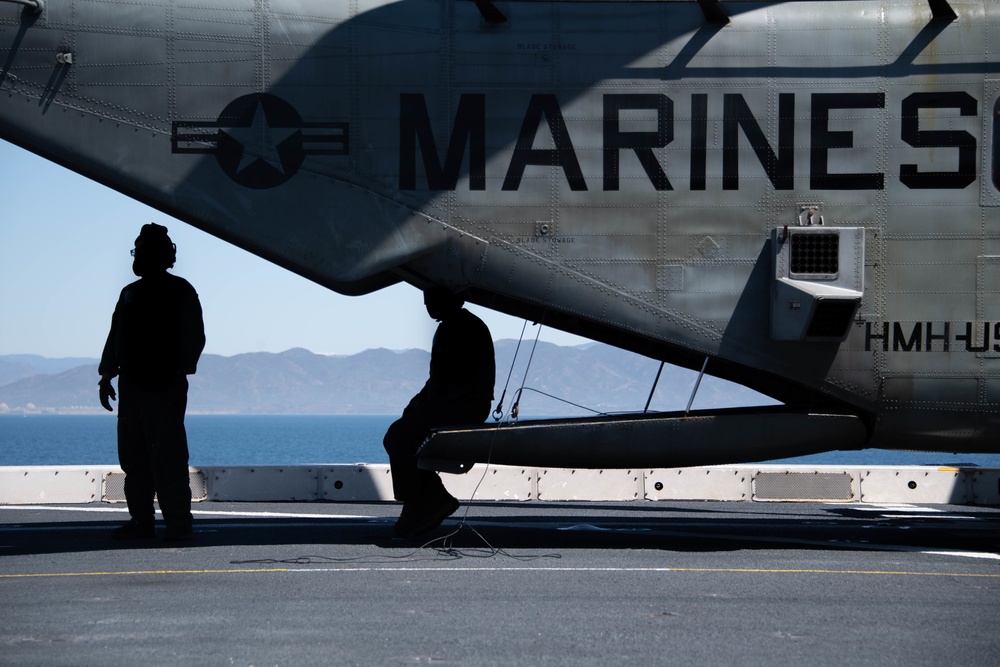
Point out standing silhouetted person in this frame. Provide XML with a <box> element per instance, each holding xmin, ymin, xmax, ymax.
<box><xmin>99</xmin><ymin>223</ymin><xmax>205</xmax><ymax>542</ymax></box>
<box><xmin>384</xmin><ymin>287</ymin><xmax>495</xmax><ymax>538</ymax></box>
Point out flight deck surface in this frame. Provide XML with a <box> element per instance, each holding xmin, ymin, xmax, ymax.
<box><xmin>2</xmin><ymin>499</ymin><xmax>998</xmax><ymax>666</ymax></box>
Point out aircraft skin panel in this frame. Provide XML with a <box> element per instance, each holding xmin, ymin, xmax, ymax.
<box><xmin>2</xmin><ymin>0</ymin><xmax>1000</xmax><ymax>456</ymax></box>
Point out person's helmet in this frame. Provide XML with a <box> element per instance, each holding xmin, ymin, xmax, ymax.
<box><xmin>134</xmin><ymin>223</ymin><xmax>176</xmax><ymax>271</ymax></box>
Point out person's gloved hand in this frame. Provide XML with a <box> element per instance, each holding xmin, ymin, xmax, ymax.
<box><xmin>99</xmin><ymin>377</ymin><xmax>117</xmax><ymax>412</ymax></box>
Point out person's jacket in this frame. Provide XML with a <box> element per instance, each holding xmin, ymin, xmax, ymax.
<box><xmin>99</xmin><ymin>272</ymin><xmax>205</xmax><ymax>388</ymax></box>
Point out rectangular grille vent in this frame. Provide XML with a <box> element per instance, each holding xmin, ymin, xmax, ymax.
<box><xmin>103</xmin><ymin>471</ymin><xmax>207</xmax><ymax>503</ymax></box>
<box><xmin>790</xmin><ymin>232</ymin><xmax>839</xmax><ymax>276</ymax></box>
<box><xmin>753</xmin><ymin>471</ymin><xmax>854</xmax><ymax>501</ymax></box>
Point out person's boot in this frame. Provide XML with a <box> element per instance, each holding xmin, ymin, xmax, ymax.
<box><xmin>392</xmin><ymin>501</ymin><xmax>421</xmax><ymax>537</ymax></box>
<box><xmin>408</xmin><ymin>493</ymin><xmax>460</xmax><ymax>537</ymax></box>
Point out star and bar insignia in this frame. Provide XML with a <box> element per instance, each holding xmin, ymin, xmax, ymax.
<box><xmin>171</xmin><ymin>93</ymin><xmax>348</xmax><ymax>189</ymax></box>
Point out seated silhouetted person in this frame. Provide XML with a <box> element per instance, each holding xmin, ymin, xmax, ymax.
<box><xmin>98</xmin><ymin>223</ymin><xmax>206</xmax><ymax>542</ymax></box>
<box><xmin>384</xmin><ymin>287</ymin><xmax>495</xmax><ymax>538</ymax></box>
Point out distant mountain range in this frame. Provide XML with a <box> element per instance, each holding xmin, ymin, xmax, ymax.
<box><xmin>0</xmin><ymin>343</ymin><xmax>775</xmax><ymax>416</ymax></box>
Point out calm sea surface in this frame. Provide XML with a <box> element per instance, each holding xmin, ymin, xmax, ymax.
<box><xmin>0</xmin><ymin>415</ymin><xmax>395</xmax><ymax>466</ymax></box>
<box><xmin>2</xmin><ymin>414</ymin><xmax>1000</xmax><ymax>468</ymax></box>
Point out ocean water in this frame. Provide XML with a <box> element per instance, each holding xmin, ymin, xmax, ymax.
<box><xmin>0</xmin><ymin>414</ymin><xmax>396</xmax><ymax>467</ymax></box>
<box><xmin>2</xmin><ymin>414</ymin><xmax>1000</xmax><ymax>468</ymax></box>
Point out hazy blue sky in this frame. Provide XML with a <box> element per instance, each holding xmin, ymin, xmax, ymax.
<box><xmin>0</xmin><ymin>139</ymin><xmax>587</xmax><ymax>359</ymax></box>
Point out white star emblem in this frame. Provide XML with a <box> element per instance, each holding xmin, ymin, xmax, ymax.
<box><xmin>219</xmin><ymin>100</ymin><xmax>299</xmax><ymax>174</ymax></box>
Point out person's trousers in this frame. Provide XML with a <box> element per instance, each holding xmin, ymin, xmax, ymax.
<box><xmin>117</xmin><ymin>375</ymin><xmax>193</xmax><ymax>529</ymax></box>
<box><xmin>383</xmin><ymin>396</ymin><xmax>489</xmax><ymax>503</ymax></box>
